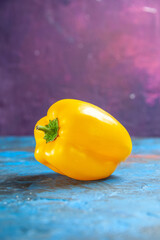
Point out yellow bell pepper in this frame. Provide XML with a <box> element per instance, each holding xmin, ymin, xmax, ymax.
<box><xmin>34</xmin><ymin>99</ymin><xmax>132</xmax><ymax>180</ymax></box>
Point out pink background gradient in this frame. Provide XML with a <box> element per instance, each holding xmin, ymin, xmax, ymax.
<box><xmin>0</xmin><ymin>0</ymin><xmax>160</xmax><ymax>136</ymax></box>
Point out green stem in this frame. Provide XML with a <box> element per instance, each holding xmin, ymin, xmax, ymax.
<box><xmin>36</xmin><ymin>125</ymin><xmax>49</xmax><ymax>132</ymax></box>
<box><xmin>36</xmin><ymin>118</ymin><xmax>59</xmax><ymax>143</ymax></box>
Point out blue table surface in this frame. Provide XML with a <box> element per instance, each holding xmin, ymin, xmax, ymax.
<box><xmin>0</xmin><ymin>137</ymin><xmax>160</xmax><ymax>240</ymax></box>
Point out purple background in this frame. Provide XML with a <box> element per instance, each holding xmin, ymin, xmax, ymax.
<box><xmin>0</xmin><ymin>0</ymin><xmax>160</xmax><ymax>136</ymax></box>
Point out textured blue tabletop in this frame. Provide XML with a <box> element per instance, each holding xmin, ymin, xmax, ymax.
<box><xmin>0</xmin><ymin>137</ymin><xmax>160</xmax><ymax>240</ymax></box>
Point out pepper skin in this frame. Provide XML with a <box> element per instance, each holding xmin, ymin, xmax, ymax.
<box><xmin>34</xmin><ymin>99</ymin><xmax>132</xmax><ymax>180</ymax></box>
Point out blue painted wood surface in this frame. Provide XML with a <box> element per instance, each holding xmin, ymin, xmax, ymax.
<box><xmin>0</xmin><ymin>137</ymin><xmax>160</xmax><ymax>240</ymax></box>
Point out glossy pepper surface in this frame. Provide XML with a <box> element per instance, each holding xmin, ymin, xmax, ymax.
<box><xmin>34</xmin><ymin>99</ymin><xmax>132</xmax><ymax>180</ymax></box>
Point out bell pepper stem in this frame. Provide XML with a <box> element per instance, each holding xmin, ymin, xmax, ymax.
<box><xmin>36</xmin><ymin>118</ymin><xmax>59</xmax><ymax>143</ymax></box>
<box><xmin>36</xmin><ymin>125</ymin><xmax>49</xmax><ymax>132</ymax></box>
